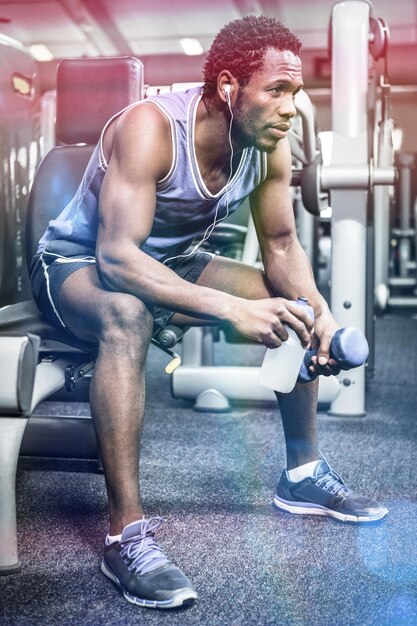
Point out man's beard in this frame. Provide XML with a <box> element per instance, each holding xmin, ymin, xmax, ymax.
<box><xmin>232</xmin><ymin>95</ymin><xmax>279</xmax><ymax>154</ymax></box>
<box><xmin>253</xmin><ymin>138</ymin><xmax>279</xmax><ymax>154</ymax></box>
<box><xmin>234</xmin><ymin>124</ymin><xmax>279</xmax><ymax>154</ymax></box>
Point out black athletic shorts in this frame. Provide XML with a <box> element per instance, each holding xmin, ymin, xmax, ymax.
<box><xmin>30</xmin><ymin>249</ymin><xmax>214</xmax><ymax>338</ymax></box>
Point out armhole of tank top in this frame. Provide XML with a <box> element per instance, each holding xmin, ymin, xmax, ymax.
<box><xmin>98</xmin><ymin>101</ymin><xmax>144</xmax><ymax>170</ymax></box>
<box><xmin>260</xmin><ymin>150</ymin><xmax>268</xmax><ymax>184</ymax></box>
<box><xmin>97</xmin><ymin>100</ymin><xmax>177</xmax><ymax>186</ymax></box>
<box><xmin>142</xmin><ymin>100</ymin><xmax>177</xmax><ymax>187</ymax></box>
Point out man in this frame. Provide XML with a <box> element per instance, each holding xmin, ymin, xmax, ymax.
<box><xmin>30</xmin><ymin>15</ymin><xmax>387</xmax><ymax>610</ymax></box>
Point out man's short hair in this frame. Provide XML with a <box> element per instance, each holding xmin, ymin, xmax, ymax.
<box><xmin>203</xmin><ymin>15</ymin><xmax>302</xmax><ymax>99</ymax></box>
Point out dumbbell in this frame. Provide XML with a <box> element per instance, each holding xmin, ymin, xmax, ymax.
<box><xmin>297</xmin><ymin>327</ymin><xmax>369</xmax><ymax>383</ymax></box>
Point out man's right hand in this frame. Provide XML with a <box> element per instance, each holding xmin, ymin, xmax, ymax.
<box><xmin>229</xmin><ymin>297</ymin><xmax>314</xmax><ymax>349</ymax></box>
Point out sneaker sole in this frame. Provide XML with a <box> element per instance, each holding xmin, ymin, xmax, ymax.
<box><xmin>101</xmin><ymin>560</ymin><xmax>198</xmax><ymax>609</ymax></box>
<box><xmin>273</xmin><ymin>496</ymin><xmax>388</xmax><ymax>523</ymax></box>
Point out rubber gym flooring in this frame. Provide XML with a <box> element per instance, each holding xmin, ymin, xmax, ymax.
<box><xmin>0</xmin><ymin>315</ymin><xmax>416</xmax><ymax>626</ymax></box>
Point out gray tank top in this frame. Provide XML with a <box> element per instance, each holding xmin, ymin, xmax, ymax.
<box><xmin>37</xmin><ymin>86</ymin><xmax>267</xmax><ymax>263</ymax></box>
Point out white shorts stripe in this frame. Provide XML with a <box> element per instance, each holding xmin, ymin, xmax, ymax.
<box><xmin>39</xmin><ymin>252</ymin><xmax>97</xmax><ymax>328</ymax></box>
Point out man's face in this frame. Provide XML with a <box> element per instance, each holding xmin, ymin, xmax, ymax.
<box><xmin>232</xmin><ymin>47</ymin><xmax>303</xmax><ymax>153</ymax></box>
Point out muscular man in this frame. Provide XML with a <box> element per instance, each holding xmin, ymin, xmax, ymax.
<box><xmin>30</xmin><ymin>15</ymin><xmax>387</xmax><ymax>610</ymax></box>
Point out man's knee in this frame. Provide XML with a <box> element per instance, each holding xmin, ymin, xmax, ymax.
<box><xmin>98</xmin><ymin>292</ymin><xmax>153</xmax><ymax>346</ymax></box>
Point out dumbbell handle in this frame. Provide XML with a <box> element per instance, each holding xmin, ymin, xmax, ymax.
<box><xmin>298</xmin><ymin>327</ymin><xmax>369</xmax><ymax>383</ymax></box>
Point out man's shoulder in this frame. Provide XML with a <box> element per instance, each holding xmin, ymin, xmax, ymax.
<box><xmin>264</xmin><ymin>138</ymin><xmax>292</xmax><ymax>182</ymax></box>
<box><xmin>145</xmin><ymin>85</ymin><xmax>203</xmax><ymax>121</ymax></box>
<box><xmin>108</xmin><ymin>101</ymin><xmax>173</xmax><ymax>180</ymax></box>
<box><xmin>115</xmin><ymin>100</ymin><xmax>171</xmax><ymax>137</ymax></box>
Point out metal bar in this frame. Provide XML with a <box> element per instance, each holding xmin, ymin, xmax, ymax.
<box><xmin>81</xmin><ymin>0</ymin><xmax>134</xmax><ymax>56</ymax></box>
<box><xmin>329</xmin><ymin>1</ymin><xmax>371</xmax><ymax>416</ymax></box>
<box><xmin>388</xmin><ymin>276</ymin><xmax>416</xmax><ymax>288</ymax></box>
<box><xmin>388</xmin><ymin>296</ymin><xmax>417</xmax><ymax>308</ymax></box>
<box><xmin>374</xmin><ymin>112</ymin><xmax>394</xmax><ymax>303</ymax></box>
<box><xmin>321</xmin><ymin>164</ymin><xmax>395</xmax><ymax>189</ymax></box>
<box><xmin>172</xmin><ymin>366</ymin><xmax>341</xmax><ymax>405</ymax></box>
<box><xmin>0</xmin><ymin>417</ymin><xmax>28</xmax><ymax>573</ymax></box>
<box><xmin>294</xmin><ymin>89</ymin><xmax>319</xmax><ymax>165</ymax></box>
<box><xmin>58</xmin><ymin>0</ymin><xmax>124</xmax><ymax>56</ymax></box>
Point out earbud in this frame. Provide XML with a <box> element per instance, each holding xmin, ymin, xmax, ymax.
<box><xmin>224</xmin><ymin>83</ymin><xmax>232</xmax><ymax>107</ymax></box>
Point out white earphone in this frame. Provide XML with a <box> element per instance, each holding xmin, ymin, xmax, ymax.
<box><xmin>163</xmin><ymin>84</ymin><xmax>235</xmax><ymax>266</ymax></box>
<box><xmin>224</xmin><ymin>83</ymin><xmax>231</xmax><ymax>104</ymax></box>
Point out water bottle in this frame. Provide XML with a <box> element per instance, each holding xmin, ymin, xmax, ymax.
<box><xmin>259</xmin><ymin>297</ymin><xmax>314</xmax><ymax>393</ymax></box>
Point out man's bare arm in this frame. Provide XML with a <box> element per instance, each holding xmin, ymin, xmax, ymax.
<box><xmin>96</xmin><ymin>104</ymin><xmax>238</xmax><ymax>323</ymax></box>
<box><xmin>96</xmin><ymin>107</ymin><xmax>312</xmax><ymax>347</ymax></box>
<box><xmin>250</xmin><ymin>138</ymin><xmax>340</xmax><ymax>363</ymax></box>
<box><xmin>250</xmin><ymin>138</ymin><xmax>329</xmax><ymax>315</ymax></box>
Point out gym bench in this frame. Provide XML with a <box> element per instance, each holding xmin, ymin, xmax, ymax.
<box><xmin>0</xmin><ymin>56</ymin><xmax>146</xmax><ymax>575</ymax></box>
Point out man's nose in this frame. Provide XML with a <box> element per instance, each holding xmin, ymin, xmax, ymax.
<box><xmin>279</xmin><ymin>96</ymin><xmax>297</xmax><ymax>120</ymax></box>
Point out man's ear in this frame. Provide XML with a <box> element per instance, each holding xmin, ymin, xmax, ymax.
<box><xmin>218</xmin><ymin>72</ymin><xmax>236</xmax><ymax>103</ymax></box>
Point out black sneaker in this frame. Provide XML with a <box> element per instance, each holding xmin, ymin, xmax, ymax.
<box><xmin>273</xmin><ymin>459</ymin><xmax>388</xmax><ymax>523</ymax></box>
<box><xmin>101</xmin><ymin>517</ymin><xmax>197</xmax><ymax>609</ymax></box>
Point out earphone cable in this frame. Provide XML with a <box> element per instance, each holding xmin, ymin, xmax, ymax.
<box><xmin>163</xmin><ymin>94</ymin><xmax>235</xmax><ymax>265</ymax></box>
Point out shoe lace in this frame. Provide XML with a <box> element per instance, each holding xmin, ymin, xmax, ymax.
<box><xmin>119</xmin><ymin>517</ymin><xmax>169</xmax><ymax>575</ymax></box>
<box><xmin>314</xmin><ymin>469</ymin><xmax>350</xmax><ymax>498</ymax></box>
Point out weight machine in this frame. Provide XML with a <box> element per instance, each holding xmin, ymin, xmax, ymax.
<box><xmin>171</xmin><ymin>1</ymin><xmax>396</xmax><ymax>417</ymax></box>
<box><xmin>386</xmin><ymin>152</ymin><xmax>417</xmax><ymax>309</ymax></box>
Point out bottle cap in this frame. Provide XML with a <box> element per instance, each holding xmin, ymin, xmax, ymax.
<box><xmin>294</xmin><ymin>297</ymin><xmax>314</xmax><ymax>322</ymax></box>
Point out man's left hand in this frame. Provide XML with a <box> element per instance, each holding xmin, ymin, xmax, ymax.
<box><xmin>308</xmin><ymin>310</ymin><xmax>341</xmax><ymax>378</ymax></box>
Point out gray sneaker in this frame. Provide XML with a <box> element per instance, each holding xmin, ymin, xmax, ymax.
<box><xmin>101</xmin><ymin>517</ymin><xmax>197</xmax><ymax>609</ymax></box>
<box><xmin>273</xmin><ymin>459</ymin><xmax>388</xmax><ymax>523</ymax></box>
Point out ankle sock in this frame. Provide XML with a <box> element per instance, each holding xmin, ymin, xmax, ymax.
<box><xmin>106</xmin><ymin>532</ymin><xmax>122</xmax><ymax>545</ymax></box>
<box><xmin>288</xmin><ymin>460</ymin><xmax>320</xmax><ymax>482</ymax></box>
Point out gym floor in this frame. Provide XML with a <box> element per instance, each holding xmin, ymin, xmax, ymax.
<box><xmin>0</xmin><ymin>315</ymin><xmax>416</xmax><ymax>626</ymax></box>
